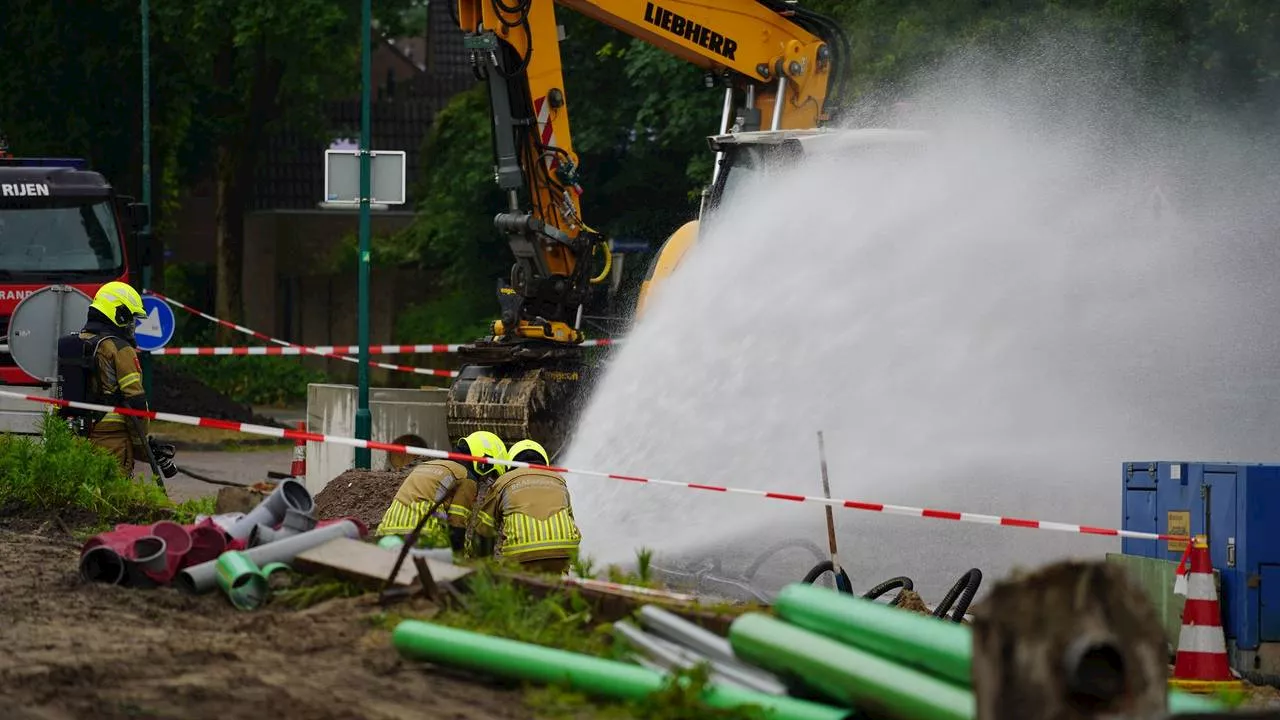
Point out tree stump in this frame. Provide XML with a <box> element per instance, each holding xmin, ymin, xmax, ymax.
<box><xmin>971</xmin><ymin>560</ymin><xmax>1169</xmax><ymax>720</ymax></box>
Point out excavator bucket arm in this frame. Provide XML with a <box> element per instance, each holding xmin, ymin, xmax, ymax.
<box><xmin>448</xmin><ymin>0</ymin><xmax>845</xmax><ymax>457</ymax></box>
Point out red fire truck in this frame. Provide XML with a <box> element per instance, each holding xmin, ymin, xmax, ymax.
<box><xmin>0</xmin><ymin>155</ymin><xmax>150</xmax><ymax>432</ymax></box>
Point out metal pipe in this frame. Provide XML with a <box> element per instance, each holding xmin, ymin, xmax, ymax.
<box><xmin>710</xmin><ymin>86</ymin><xmax>734</xmax><ymax>185</ymax></box>
<box><xmin>392</xmin><ymin>620</ymin><xmax>851</xmax><ymax>720</ymax></box>
<box><xmin>774</xmin><ymin>583</ymin><xmax>973</xmax><ymax>686</ymax></box>
<box><xmin>771</xmin><ymin>75</ymin><xmax>788</xmax><ymax>131</ymax></box>
<box><xmin>729</xmin><ymin>613</ymin><xmax>975</xmax><ymax>720</ymax></box>
<box><xmin>613</xmin><ymin>621</ymin><xmax>788</xmax><ymax>695</ymax></box>
<box><xmin>638</xmin><ymin>605</ymin><xmax>738</xmax><ymax>666</ymax></box>
<box><xmin>226</xmin><ymin>478</ymin><xmax>315</xmax><ymax>541</ymax></box>
<box><xmin>178</xmin><ymin>520</ymin><xmax>360</xmax><ymax>594</ymax></box>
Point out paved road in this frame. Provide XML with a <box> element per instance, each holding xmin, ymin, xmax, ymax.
<box><xmin>137</xmin><ymin>449</ymin><xmax>296</xmax><ymax>504</ymax></box>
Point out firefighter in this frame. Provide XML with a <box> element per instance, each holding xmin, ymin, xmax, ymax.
<box><xmin>374</xmin><ymin>430</ymin><xmax>507</xmax><ymax>553</ymax></box>
<box><xmin>78</xmin><ymin>281</ymin><xmax>155</xmax><ymax>473</ymax></box>
<box><xmin>472</xmin><ymin>439</ymin><xmax>582</xmax><ymax>575</ymax></box>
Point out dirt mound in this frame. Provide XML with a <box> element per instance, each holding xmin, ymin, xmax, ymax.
<box><xmin>152</xmin><ymin>362</ymin><xmax>283</xmax><ymax>427</ymax></box>
<box><xmin>0</xmin><ymin>519</ymin><xmax>531</xmax><ymax>719</ymax></box>
<box><xmin>314</xmin><ymin>467</ymin><xmax>413</xmax><ymax>530</ymax></box>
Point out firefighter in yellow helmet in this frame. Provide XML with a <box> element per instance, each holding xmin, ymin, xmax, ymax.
<box><xmin>374</xmin><ymin>430</ymin><xmax>507</xmax><ymax>553</ymax></box>
<box><xmin>472</xmin><ymin>439</ymin><xmax>582</xmax><ymax>575</ymax></box>
<box><xmin>66</xmin><ymin>282</ymin><xmax>160</xmax><ymax>474</ymax></box>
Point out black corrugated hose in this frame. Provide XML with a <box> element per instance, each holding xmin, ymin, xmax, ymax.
<box><xmin>799</xmin><ymin>562</ymin><xmax>982</xmax><ymax>622</ymax></box>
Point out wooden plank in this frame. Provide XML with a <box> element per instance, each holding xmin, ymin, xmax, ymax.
<box><xmin>291</xmin><ymin>538</ymin><xmax>472</xmax><ymax>590</ymax></box>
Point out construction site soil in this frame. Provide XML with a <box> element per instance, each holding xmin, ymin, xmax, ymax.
<box><xmin>0</xmin><ymin>511</ymin><xmax>533</xmax><ymax>720</ymax></box>
<box><xmin>315</xmin><ymin>468</ymin><xmax>413</xmax><ymax>530</ymax></box>
<box><xmin>151</xmin><ymin>363</ymin><xmax>283</xmax><ymax>427</ymax></box>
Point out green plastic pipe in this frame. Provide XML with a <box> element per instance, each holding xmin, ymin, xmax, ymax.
<box><xmin>1166</xmin><ymin>689</ymin><xmax>1225</xmax><ymax>713</ymax></box>
<box><xmin>729</xmin><ymin>613</ymin><xmax>975</xmax><ymax>720</ymax></box>
<box><xmin>392</xmin><ymin>620</ymin><xmax>851</xmax><ymax>720</ymax></box>
<box><xmin>775</xmin><ymin>583</ymin><xmax>972</xmax><ymax>686</ymax></box>
<box><xmin>216</xmin><ymin>551</ymin><xmax>268</xmax><ymax>611</ymax></box>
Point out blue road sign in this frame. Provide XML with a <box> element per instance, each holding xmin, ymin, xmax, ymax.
<box><xmin>134</xmin><ymin>296</ymin><xmax>175</xmax><ymax>351</ymax></box>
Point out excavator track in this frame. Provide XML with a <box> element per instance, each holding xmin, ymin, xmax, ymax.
<box><xmin>446</xmin><ymin>340</ymin><xmax>596</xmax><ymax>460</ymax></box>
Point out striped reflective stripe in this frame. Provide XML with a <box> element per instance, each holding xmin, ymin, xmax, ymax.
<box><xmin>375</xmin><ymin>500</ymin><xmax>449</xmax><ymax>545</ymax></box>
<box><xmin>1176</xmin><ymin>624</ymin><xmax>1228</xmax><ymax>654</ymax></box>
<box><xmin>502</xmin><ymin>508</ymin><xmax>581</xmax><ymax>556</ymax></box>
<box><xmin>1186</xmin><ymin>573</ymin><xmax>1217</xmax><ymax>601</ymax></box>
<box><xmin>446</xmin><ymin>504</ymin><xmax>471</xmax><ymax>521</ymax></box>
<box><xmin>477</xmin><ymin>511</ymin><xmax>495</xmax><ymax>529</ymax></box>
<box><xmin>118</xmin><ymin>372</ymin><xmax>142</xmax><ymax>389</ymax></box>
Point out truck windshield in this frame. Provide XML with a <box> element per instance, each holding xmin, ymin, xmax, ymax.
<box><xmin>0</xmin><ymin>199</ymin><xmax>123</xmax><ymax>279</ymax></box>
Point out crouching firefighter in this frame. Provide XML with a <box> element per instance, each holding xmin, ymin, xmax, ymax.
<box><xmin>374</xmin><ymin>431</ymin><xmax>507</xmax><ymax>553</ymax></box>
<box><xmin>470</xmin><ymin>439</ymin><xmax>582</xmax><ymax>575</ymax></box>
<box><xmin>56</xmin><ymin>281</ymin><xmax>175</xmax><ymax>485</ymax></box>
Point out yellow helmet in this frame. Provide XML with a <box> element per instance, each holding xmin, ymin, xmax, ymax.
<box><xmin>90</xmin><ymin>281</ymin><xmax>146</xmax><ymax>328</ymax></box>
<box><xmin>507</xmin><ymin>439</ymin><xmax>549</xmax><ymax>466</ymax></box>
<box><xmin>459</xmin><ymin>430</ymin><xmax>507</xmax><ymax>477</ymax></box>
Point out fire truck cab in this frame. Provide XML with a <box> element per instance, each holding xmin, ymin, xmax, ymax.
<box><xmin>0</xmin><ymin>156</ymin><xmax>150</xmax><ymax>433</ymax></box>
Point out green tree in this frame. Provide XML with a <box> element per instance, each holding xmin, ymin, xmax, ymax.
<box><xmin>152</xmin><ymin>0</ymin><xmax>415</xmax><ymax>338</ymax></box>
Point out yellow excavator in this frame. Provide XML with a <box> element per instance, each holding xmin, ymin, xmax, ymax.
<box><xmin>448</xmin><ymin>0</ymin><xmax>849</xmax><ymax>456</ymax></box>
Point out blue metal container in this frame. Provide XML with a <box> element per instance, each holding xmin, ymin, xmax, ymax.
<box><xmin>1121</xmin><ymin>461</ymin><xmax>1280</xmax><ymax>674</ymax></box>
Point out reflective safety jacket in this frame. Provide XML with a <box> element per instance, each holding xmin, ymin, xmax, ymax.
<box><xmin>475</xmin><ymin>467</ymin><xmax>581</xmax><ymax>563</ymax></box>
<box><xmin>375</xmin><ymin>460</ymin><xmax>476</xmax><ymax>546</ymax></box>
<box><xmin>83</xmin><ymin>324</ymin><xmax>149</xmax><ymax>441</ymax></box>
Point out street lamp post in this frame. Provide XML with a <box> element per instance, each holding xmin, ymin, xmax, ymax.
<box><xmin>140</xmin><ymin>0</ymin><xmax>154</xmax><ymax>397</ymax></box>
<box><xmin>354</xmin><ymin>0</ymin><xmax>373</xmax><ymax>469</ymax></box>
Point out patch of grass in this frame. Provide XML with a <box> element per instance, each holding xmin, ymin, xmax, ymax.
<box><xmin>170</xmin><ymin>496</ymin><xmax>216</xmax><ymax>525</ymax></box>
<box><xmin>270</xmin><ymin>573</ymin><xmax>369</xmax><ymax>610</ymax></box>
<box><xmin>572</xmin><ymin>555</ymin><xmax>597</xmax><ymax>580</ymax></box>
<box><xmin>157</xmin><ymin>356</ymin><xmax>324</xmax><ymax>407</ymax></box>
<box><xmin>0</xmin><ymin>413</ymin><xmax>168</xmax><ymax>521</ymax></box>
<box><xmin>434</xmin><ymin>565</ymin><xmax>621</xmax><ymax>659</ymax></box>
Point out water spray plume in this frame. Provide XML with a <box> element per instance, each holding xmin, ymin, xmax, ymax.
<box><xmin>563</xmin><ymin>31</ymin><xmax>1280</xmax><ymax>600</ymax></box>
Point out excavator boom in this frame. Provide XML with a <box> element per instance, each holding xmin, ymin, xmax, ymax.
<box><xmin>448</xmin><ymin>0</ymin><xmax>845</xmax><ymax>456</ymax></box>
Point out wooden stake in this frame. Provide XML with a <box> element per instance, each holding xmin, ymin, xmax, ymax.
<box><xmin>817</xmin><ymin>431</ymin><xmax>843</xmax><ymax>587</ymax></box>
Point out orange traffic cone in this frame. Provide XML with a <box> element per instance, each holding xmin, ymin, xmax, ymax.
<box><xmin>290</xmin><ymin>421</ymin><xmax>307</xmax><ymax>479</ymax></box>
<box><xmin>1169</xmin><ymin>535</ymin><xmax>1243</xmax><ymax>692</ymax></box>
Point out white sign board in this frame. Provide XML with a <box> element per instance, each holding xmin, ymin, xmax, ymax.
<box><xmin>324</xmin><ymin>149</ymin><xmax>407</xmax><ymax>205</ymax></box>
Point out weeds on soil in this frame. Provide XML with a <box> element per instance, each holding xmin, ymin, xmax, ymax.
<box><xmin>435</xmin><ymin>564</ymin><xmax>621</xmax><ymax>659</ymax></box>
<box><xmin>271</xmin><ymin>573</ymin><xmax>368</xmax><ymax>610</ymax></box>
<box><xmin>0</xmin><ymin>414</ymin><xmax>168</xmax><ymax>521</ymax></box>
<box><xmin>170</xmin><ymin>496</ymin><xmax>217</xmax><ymax>525</ymax></box>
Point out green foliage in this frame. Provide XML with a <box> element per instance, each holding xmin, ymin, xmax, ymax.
<box><xmin>434</xmin><ymin>566</ymin><xmax>620</xmax><ymax>659</ymax></box>
<box><xmin>571</xmin><ymin>555</ymin><xmax>598</xmax><ymax>580</ymax></box>
<box><xmin>170</xmin><ymin>496</ymin><xmax>217</xmax><ymax>525</ymax></box>
<box><xmin>157</xmin><ymin>356</ymin><xmax>324</xmax><ymax>406</ymax></box>
<box><xmin>394</xmin><ymin>293</ymin><xmax>496</xmax><ymax>345</ymax></box>
<box><xmin>271</xmin><ymin>574</ymin><xmax>368</xmax><ymax>610</ymax></box>
<box><xmin>386</xmin><ymin>85</ymin><xmax>509</xmax><ymax>287</ymax></box>
<box><xmin>0</xmin><ymin>414</ymin><xmax>168</xmax><ymax>520</ymax></box>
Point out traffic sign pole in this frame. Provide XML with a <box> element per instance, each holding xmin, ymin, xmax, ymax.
<box><xmin>134</xmin><ymin>296</ymin><xmax>176</xmax><ymax>353</ymax></box>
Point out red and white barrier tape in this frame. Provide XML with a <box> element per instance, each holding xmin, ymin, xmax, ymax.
<box><xmin>148</xmin><ymin>339</ymin><xmax>614</xmax><ymax>356</ymax></box>
<box><xmin>6</xmin><ymin>389</ymin><xmax>1189</xmax><ymax>544</ymax></box>
<box><xmin>144</xmin><ymin>291</ymin><xmax>458</xmax><ymax>377</ymax></box>
<box><xmin>143</xmin><ymin>291</ymin><xmax>615</xmax><ymax>376</ymax></box>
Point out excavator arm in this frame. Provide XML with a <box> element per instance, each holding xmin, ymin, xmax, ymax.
<box><xmin>448</xmin><ymin>0</ymin><xmax>846</xmax><ymax>455</ymax></box>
